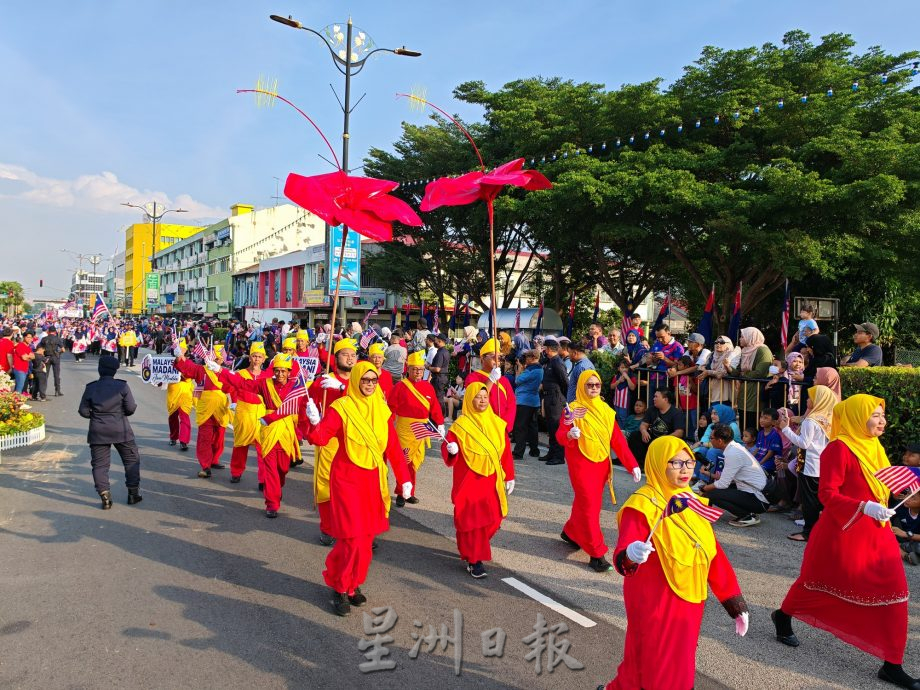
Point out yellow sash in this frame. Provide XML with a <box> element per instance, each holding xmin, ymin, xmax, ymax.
<box><xmin>401</xmin><ymin>379</ymin><xmax>432</xmax><ymax>411</ymax></box>
<box><xmin>197</xmin><ymin>390</ymin><xmax>229</xmax><ymax>426</ymax></box>
<box><xmin>231</xmin><ymin>370</ymin><xmax>267</xmax><ymax>446</ymax></box>
<box><xmin>166</xmin><ymin>379</ymin><xmax>194</xmax><ymax>415</ymax></box>
<box><xmin>333</xmin><ymin>396</ymin><xmax>392</xmax><ymax>517</ymax></box>
<box><xmin>395</xmin><ymin>415</ymin><xmax>430</xmax><ymax>470</ymax></box>
<box><xmin>259</xmin><ymin>378</ymin><xmax>300</xmax><ymax>458</ymax></box>
<box><xmin>451</xmin><ymin>414</ymin><xmax>508</xmax><ymax>517</ymax></box>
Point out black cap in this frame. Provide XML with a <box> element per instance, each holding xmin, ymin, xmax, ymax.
<box><xmin>98</xmin><ymin>355</ymin><xmax>119</xmax><ymax>377</ymax></box>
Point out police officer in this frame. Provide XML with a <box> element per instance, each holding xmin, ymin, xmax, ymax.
<box><xmin>78</xmin><ymin>355</ymin><xmax>142</xmax><ymax>509</ymax></box>
<box><xmin>39</xmin><ymin>325</ymin><xmax>64</xmax><ymax>396</ymax></box>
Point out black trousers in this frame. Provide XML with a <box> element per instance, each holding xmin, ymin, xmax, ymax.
<box><xmin>707</xmin><ymin>487</ymin><xmax>768</xmax><ymax>519</ymax></box>
<box><xmin>30</xmin><ymin>372</ymin><xmax>47</xmax><ymax>399</ymax></box>
<box><xmin>627</xmin><ymin>433</ymin><xmax>651</xmax><ymax>470</ymax></box>
<box><xmin>544</xmin><ymin>403</ymin><xmax>564</xmax><ymax>460</ymax></box>
<box><xmin>90</xmin><ymin>441</ymin><xmax>140</xmax><ymax>493</ymax></box>
<box><xmin>512</xmin><ymin>405</ymin><xmax>539</xmax><ymax>456</ymax></box>
<box><xmin>48</xmin><ymin>358</ymin><xmax>61</xmax><ymax>393</ymax></box>
<box><xmin>799</xmin><ymin>474</ymin><xmax>823</xmax><ymax>538</ymax></box>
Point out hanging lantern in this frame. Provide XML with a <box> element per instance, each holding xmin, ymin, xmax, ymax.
<box><xmin>801</xmin><ymin>94</ymin><xmax>808</xmax><ymax>103</ymax></box>
<box><xmin>714</xmin><ymin>115</ymin><xmax>720</xmax><ymax>124</ymax></box>
<box><xmin>587</xmin><ymin>145</ymin><xmax>593</xmax><ymax>153</ymax></box>
<box><xmin>826</xmin><ymin>88</ymin><xmax>834</xmax><ymax>97</ymax></box>
<box><xmin>777</xmin><ymin>98</ymin><xmax>784</xmax><ymax>109</ymax></box>
<box><xmin>643</xmin><ymin>131</ymin><xmax>650</xmax><ymax>140</ymax></box>
<box><xmin>562</xmin><ymin>151</ymin><xmax>568</xmax><ymax>159</ymax></box>
<box><xmin>732</xmin><ymin>111</ymin><xmax>740</xmax><ymax>120</ymax></box>
<box><xmin>628</xmin><ymin>135</ymin><xmax>635</xmax><ymax>144</ymax></box>
<box><xmin>614</xmin><ymin>139</ymin><xmax>619</xmax><ymax>148</ymax></box>
<box><xmin>603</xmin><ymin>141</ymin><xmax>609</xmax><ymax>150</ymax></box>
<box><xmin>881</xmin><ymin>73</ymin><xmax>889</xmax><ymax>84</ymax></box>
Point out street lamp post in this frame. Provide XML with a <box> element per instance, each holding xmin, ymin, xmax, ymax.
<box><xmin>122</xmin><ymin>201</ymin><xmax>187</xmax><ymax>314</ymax></box>
<box><xmin>269</xmin><ymin>14</ymin><xmax>420</xmax><ymax>328</ymax></box>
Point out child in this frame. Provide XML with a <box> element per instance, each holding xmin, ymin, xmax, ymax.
<box><xmin>621</xmin><ymin>398</ymin><xmax>647</xmax><ymax>439</ymax></box>
<box><xmin>763</xmin><ymin>359</ymin><xmax>790</xmax><ymax>411</ymax></box>
<box><xmin>742</xmin><ymin>427</ymin><xmax>758</xmax><ymax>455</ymax></box>
<box><xmin>693</xmin><ymin>413</ymin><xmax>710</xmax><ymax>446</ymax></box>
<box><xmin>786</xmin><ymin>304</ymin><xmax>817</xmax><ymax>355</ymax></box>
<box><xmin>611</xmin><ymin>359</ymin><xmax>637</xmax><ymax>424</ymax></box>
<box><xmin>673</xmin><ymin>354</ymin><xmax>699</xmax><ymax>429</ymax></box>
<box><xmin>902</xmin><ymin>443</ymin><xmax>920</xmax><ymax>468</ymax></box>
<box><xmin>753</xmin><ymin>409</ymin><xmax>783</xmax><ymax>475</ymax></box>
<box><xmin>892</xmin><ymin>491</ymin><xmax>920</xmax><ymax>566</ymax></box>
<box><xmin>30</xmin><ymin>343</ymin><xmax>49</xmax><ymax>402</ymax></box>
<box><xmin>445</xmin><ymin>375</ymin><xmax>466</xmax><ymax>420</ymax></box>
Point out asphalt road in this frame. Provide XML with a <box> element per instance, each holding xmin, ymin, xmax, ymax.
<box><xmin>0</xmin><ymin>353</ymin><xmax>917</xmax><ymax>690</ymax></box>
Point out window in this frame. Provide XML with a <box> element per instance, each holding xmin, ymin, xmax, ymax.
<box><xmin>273</xmin><ymin>272</ymin><xmax>280</xmax><ymax>304</ymax></box>
<box><xmin>285</xmin><ymin>269</ymin><xmax>293</xmax><ymax>302</ymax></box>
<box><xmin>208</xmin><ymin>288</ymin><xmax>217</xmax><ymax>301</ymax></box>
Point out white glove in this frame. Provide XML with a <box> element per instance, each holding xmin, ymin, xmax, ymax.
<box><xmin>229</xmin><ymin>402</ymin><xmax>237</xmax><ymax>412</ymax></box>
<box><xmin>445</xmin><ymin>441</ymin><xmax>459</xmax><ymax>455</ymax></box>
<box><xmin>320</xmin><ymin>374</ymin><xmax>345</xmax><ymax>391</ymax></box>
<box><xmin>259</xmin><ymin>418</ymin><xmax>268</xmax><ymax>426</ymax></box>
<box><xmin>625</xmin><ymin>540</ymin><xmax>655</xmax><ymax>564</ymax></box>
<box><xmin>505</xmin><ymin>479</ymin><xmax>515</xmax><ymax>495</ymax></box>
<box><xmin>567</xmin><ymin>426</ymin><xmax>581</xmax><ymax>440</ymax></box>
<box><xmin>863</xmin><ymin>501</ymin><xmax>896</xmax><ymax>521</ymax></box>
<box><xmin>306</xmin><ymin>400</ymin><xmax>321</xmax><ymax>425</ymax></box>
<box><xmin>437</xmin><ymin>424</ymin><xmax>446</xmax><ymax>437</ymax></box>
<box><xmin>489</xmin><ymin>366</ymin><xmax>502</xmax><ymax>383</ymax></box>
<box><xmin>206</xmin><ymin>359</ymin><xmax>221</xmax><ymax>372</ymax></box>
<box><xmin>401</xmin><ymin>482</ymin><xmax>413</xmax><ymax>499</ymax></box>
<box><xmin>735</xmin><ymin>611</ymin><xmax>749</xmax><ymax>637</ymax></box>
<box><xmin>631</xmin><ymin>467</ymin><xmax>642</xmax><ymax>483</ymax></box>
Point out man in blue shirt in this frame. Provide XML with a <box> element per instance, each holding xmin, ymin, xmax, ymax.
<box><xmin>566</xmin><ymin>340</ymin><xmax>596</xmax><ymax>403</ymax></box>
<box><xmin>649</xmin><ymin>324</ymin><xmax>685</xmax><ymax>394</ymax></box>
<box><xmin>841</xmin><ymin>322</ymin><xmax>883</xmax><ymax>368</ymax></box>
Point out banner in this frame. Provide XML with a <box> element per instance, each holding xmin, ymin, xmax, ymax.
<box><xmin>297</xmin><ymin>356</ymin><xmax>320</xmax><ymax>378</ymax></box>
<box><xmin>140</xmin><ymin>354</ymin><xmax>182</xmax><ymax>385</ymax></box>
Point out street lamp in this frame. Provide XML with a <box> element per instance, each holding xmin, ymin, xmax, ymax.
<box><xmin>121</xmin><ymin>201</ymin><xmax>187</xmax><ymax>313</ymax></box>
<box><xmin>269</xmin><ymin>13</ymin><xmax>420</xmax><ymax>327</ymax></box>
<box><xmin>60</xmin><ymin>250</ymin><xmax>103</xmax><ymax>311</ymax></box>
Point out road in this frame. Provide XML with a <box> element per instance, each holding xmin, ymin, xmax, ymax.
<box><xmin>0</xmin><ymin>353</ymin><xmax>917</xmax><ymax>689</ymax></box>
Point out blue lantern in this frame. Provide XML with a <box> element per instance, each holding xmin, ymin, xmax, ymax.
<box><xmin>643</xmin><ymin>131</ymin><xmax>650</xmax><ymax>140</ymax></box>
<box><xmin>659</xmin><ymin>129</ymin><xmax>665</xmax><ymax>137</ymax></box>
<box><xmin>754</xmin><ymin>105</ymin><xmax>761</xmax><ymax>114</ymax></box>
<box><xmin>695</xmin><ymin>119</ymin><xmax>701</xmax><ymax>128</ymax></box>
<box><xmin>852</xmin><ymin>81</ymin><xmax>859</xmax><ymax>91</ymax></box>
<box><xmin>629</xmin><ymin>135</ymin><xmax>635</xmax><ymax>144</ymax></box>
<box><xmin>732</xmin><ymin>111</ymin><xmax>740</xmax><ymax>120</ymax></box>
<box><xmin>826</xmin><ymin>88</ymin><xmax>834</xmax><ymax>97</ymax></box>
<box><xmin>714</xmin><ymin>115</ymin><xmax>720</xmax><ymax>124</ymax></box>
<box><xmin>602</xmin><ymin>141</ymin><xmax>608</xmax><ymax>151</ymax></box>
<box><xmin>881</xmin><ymin>73</ymin><xmax>888</xmax><ymax>84</ymax></box>
<box><xmin>541</xmin><ymin>156</ymin><xmax>546</xmax><ymax>164</ymax></box>
<box><xmin>614</xmin><ymin>139</ymin><xmax>620</xmax><ymax>148</ymax></box>
<box><xmin>777</xmin><ymin>98</ymin><xmax>784</xmax><ymax>109</ymax></box>
<box><xmin>552</xmin><ymin>154</ymin><xmax>557</xmax><ymax>161</ymax></box>
<box><xmin>562</xmin><ymin>151</ymin><xmax>568</xmax><ymax>159</ymax></box>
<box><xmin>587</xmin><ymin>145</ymin><xmax>593</xmax><ymax>153</ymax></box>
<box><xmin>801</xmin><ymin>95</ymin><xmax>808</xmax><ymax>103</ymax></box>
<box><xmin>677</xmin><ymin>124</ymin><xmax>683</xmax><ymax>133</ymax></box>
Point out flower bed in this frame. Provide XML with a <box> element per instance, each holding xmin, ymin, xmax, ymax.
<box><xmin>0</xmin><ymin>374</ymin><xmax>46</xmax><ymax>457</ymax></box>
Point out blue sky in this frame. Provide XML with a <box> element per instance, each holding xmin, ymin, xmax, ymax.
<box><xmin>1</xmin><ymin>0</ymin><xmax>915</xmax><ymax>303</ymax></box>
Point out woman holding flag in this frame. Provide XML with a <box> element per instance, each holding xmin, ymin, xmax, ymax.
<box><xmin>223</xmin><ymin>341</ymin><xmax>268</xmax><ymax>487</ymax></box>
<box><xmin>771</xmin><ymin>394</ymin><xmax>918</xmax><ymax>689</ymax></box>
<box><xmin>558</xmin><ymin>370</ymin><xmax>641</xmax><ymax>572</ymax></box>
<box><xmin>165</xmin><ymin>338</ymin><xmax>194</xmax><ymax>452</ymax></box>
<box><xmin>441</xmin><ymin>382</ymin><xmax>515</xmax><ymax>579</ymax></box>
<box><xmin>601</xmin><ymin>436</ymin><xmax>747</xmax><ymax>690</ymax></box>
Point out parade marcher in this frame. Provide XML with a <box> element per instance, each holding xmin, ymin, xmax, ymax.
<box><xmin>601</xmin><ymin>436</ymin><xmax>748</xmax><ymax>690</ymax></box>
<box><xmin>558</xmin><ymin>370</ymin><xmax>641</xmax><ymax>572</ymax></box>
<box><xmin>78</xmin><ymin>356</ymin><xmax>143</xmax><ymax>509</ymax></box>
<box><xmin>312</xmin><ymin>338</ymin><xmax>356</xmax><ymax>545</ymax></box>
<box><xmin>173</xmin><ymin>344</ymin><xmax>231</xmax><ymax>478</ymax></box>
<box><xmin>118</xmin><ymin>325</ymin><xmax>138</xmax><ymax>367</ymax></box>
<box><xmin>464</xmin><ymin>337</ymin><xmax>516</xmax><ymax>430</ymax></box>
<box><xmin>224</xmin><ymin>341</ymin><xmax>268</xmax><ymax>486</ymax></box>
<box><xmin>165</xmin><ymin>340</ymin><xmax>194</xmax><ymax>452</ymax></box>
<box><xmin>367</xmin><ymin>342</ymin><xmax>393</xmax><ymax>399</ymax></box>
<box><xmin>441</xmin><ymin>382</ymin><xmax>515</xmax><ymax>579</ymax></box>
<box><xmin>215</xmin><ymin>353</ymin><xmax>305</xmax><ymax>517</ymax></box>
<box><xmin>387</xmin><ymin>349</ymin><xmax>445</xmax><ymax>506</ymax></box>
<box><xmin>306</xmin><ymin>361</ymin><xmax>413</xmax><ymax>615</ymax></box>
<box><xmin>771</xmin><ymin>394</ymin><xmax>919</xmax><ymax>690</ymax></box>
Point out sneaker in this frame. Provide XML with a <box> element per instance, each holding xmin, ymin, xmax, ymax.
<box><xmin>21</xmin><ymin>403</ymin><xmax>32</xmax><ymax>410</ymax></box>
<box><xmin>348</xmin><ymin>588</ymin><xmax>367</xmax><ymax>606</ymax></box>
<box><xmin>729</xmin><ymin>515</ymin><xmax>761</xmax><ymax>527</ymax></box>
<box><xmin>406</xmin><ymin>496</ymin><xmax>419</xmax><ymax>504</ymax></box>
<box><xmin>546</xmin><ymin>458</ymin><xmax>565</xmax><ymax>466</ymax></box>
<box><xmin>331</xmin><ymin>590</ymin><xmax>351</xmax><ymax>616</ymax></box>
<box><xmin>794</xmin><ymin>518</ymin><xmax>805</xmax><ymax>527</ymax></box>
<box><xmin>179</xmin><ymin>442</ymin><xmax>189</xmax><ymax>452</ymax></box>
<box><xmin>265</xmin><ymin>510</ymin><xmax>278</xmax><ymax>519</ymax></box>
<box><xmin>197</xmin><ymin>469</ymin><xmax>211</xmax><ymax>479</ymax></box>
<box><xmin>467</xmin><ymin>561</ymin><xmax>487</xmax><ymax>579</ymax></box>
<box><xmin>229</xmin><ymin>475</ymin><xmax>241</xmax><ymax>484</ymax></box>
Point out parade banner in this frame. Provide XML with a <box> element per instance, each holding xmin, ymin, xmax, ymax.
<box><xmin>140</xmin><ymin>354</ymin><xmax>182</xmax><ymax>385</ymax></box>
<box><xmin>297</xmin><ymin>356</ymin><xmax>320</xmax><ymax>378</ymax></box>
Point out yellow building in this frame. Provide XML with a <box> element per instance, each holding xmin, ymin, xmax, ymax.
<box><xmin>125</xmin><ymin>222</ymin><xmax>203</xmax><ymax>314</ymax></box>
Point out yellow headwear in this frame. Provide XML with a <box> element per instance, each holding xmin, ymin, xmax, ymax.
<box><xmin>249</xmin><ymin>341</ymin><xmax>265</xmax><ymax>356</ymax></box>
<box><xmin>805</xmin><ymin>385</ymin><xmax>836</xmax><ymax>438</ymax></box>
<box><xmin>271</xmin><ymin>353</ymin><xmax>293</xmax><ymax>369</ymax></box>
<box><xmin>282</xmin><ymin>337</ymin><xmax>296</xmax><ymax>350</ymax></box>
<box><xmin>831</xmin><ymin>394</ymin><xmax>889</xmax><ymax>505</ymax></box>
<box><xmin>329</xmin><ymin>361</ymin><xmax>393</xmax><ymax>514</ymax></box>
<box><xmin>177</xmin><ymin>337</ymin><xmax>187</xmax><ymax>352</ymax></box>
<box><xmin>406</xmin><ymin>350</ymin><xmax>426</xmax><ymax>367</ymax></box>
<box><xmin>214</xmin><ymin>343</ymin><xmax>224</xmax><ymax>356</ymax></box>
<box><xmin>334</xmin><ymin>338</ymin><xmax>357</xmax><ymax>354</ymax></box>
<box><xmin>619</xmin><ymin>436</ymin><xmax>718</xmax><ymax>603</ymax></box>
<box><xmin>450</xmin><ymin>382</ymin><xmax>509</xmax><ymax>516</ymax></box>
<box><xmin>479</xmin><ymin>337</ymin><xmax>499</xmax><ymax>357</ymax></box>
<box><xmin>296</xmin><ymin>329</ymin><xmax>309</xmax><ymax>342</ymax></box>
<box><xmin>571</xmin><ymin>369</ymin><xmax>617</xmax><ymax>464</ymax></box>
<box><xmin>368</xmin><ymin>343</ymin><xmax>386</xmax><ymax>357</ymax></box>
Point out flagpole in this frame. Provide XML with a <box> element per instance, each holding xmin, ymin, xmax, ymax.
<box><xmin>893</xmin><ymin>486</ymin><xmax>920</xmax><ymax>510</ymax></box>
<box><xmin>667</xmin><ymin>287</ymin><xmax>672</xmax><ymax>330</ymax></box>
<box><xmin>644</xmin><ymin>511</ymin><xmax>666</xmax><ymax>546</ymax></box>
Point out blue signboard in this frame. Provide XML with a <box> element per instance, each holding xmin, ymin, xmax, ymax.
<box><xmin>327</xmin><ymin>225</ymin><xmax>361</xmax><ymax>297</ymax></box>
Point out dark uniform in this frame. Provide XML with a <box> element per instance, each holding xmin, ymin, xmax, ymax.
<box><xmin>541</xmin><ymin>346</ymin><xmax>569</xmax><ymax>463</ymax></box>
<box><xmin>78</xmin><ymin>356</ymin><xmax>142</xmax><ymax>508</ymax></box>
<box><xmin>39</xmin><ymin>329</ymin><xmax>64</xmax><ymax>396</ymax></box>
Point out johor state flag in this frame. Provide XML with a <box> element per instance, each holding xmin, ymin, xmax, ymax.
<box><xmin>652</xmin><ymin>292</ymin><xmax>670</xmax><ymax>332</ymax></box>
<box><xmin>514</xmin><ymin>305</ymin><xmax>521</xmax><ymax>333</ymax></box>
<box><xmin>463</xmin><ymin>301</ymin><xmax>470</xmax><ymax>328</ymax></box>
<box><xmin>665</xmin><ymin>493</ymin><xmax>723</xmax><ymax>522</ymax></box>
<box><xmin>533</xmin><ymin>298</ymin><xmax>544</xmax><ymax>336</ymax></box>
<box><xmin>779</xmin><ymin>280</ymin><xmax>791</xmax><ymax>351</ymax></box>
<box><xmin>696</xmin><ymin>287</ymin><xmax>715</xmax><ymax>346</ymax></box>
<box><xmin>727</xmin><ymin>284</ymin><xmax>743</xmax><ymax>343</ymax></box>
<box><xmin>875</xmin><ymin>466</ymin><xmax>920</xmax><ymax>496</ymax></box>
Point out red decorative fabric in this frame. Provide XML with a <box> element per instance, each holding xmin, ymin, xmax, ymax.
<box><xmin>420</xmin><ymin>158</ymin><xmax>551</xmax><ymax>211</ymax></box>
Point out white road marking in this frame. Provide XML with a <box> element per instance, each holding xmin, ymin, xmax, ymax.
<box><xmin>501</xmin><ymin>577</ymin><xmax>597</xmax><ymax>628</ymax></box>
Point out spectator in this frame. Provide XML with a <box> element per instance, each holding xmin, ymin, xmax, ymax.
<box><xmin>566</xmin><ymin>341</ymin><xmax>596</xmax><ymax>403</ymax></box>
<box><xmin>422</xmin><ymin>334</ymin><xmax>436</xmax><ymax>381</ymax></box>
<box><xmin>892</xmin><ymin>491</ymin><xmax>920</xmax><ymax>566</ymax></box>
<box><xmin>903</xmin><ymin>443</ymin><xmax>920</xmax><ymax>468</ymax></box>
<box><xmin>603</xmin><ymin>329</ymin><xmax>624</xmax><ymax>356</ymax></box>
<box><xmin>649</xmin><ymin>324</ymin><xmax>685</xmax><ymax>396</ymax></box>
<box><xmin>685</xmin><ymin>333</ymin><xmax>711</xmax><ymax>369</ymax></box>
<box><xmin>785</xmin><ymin>304</ymin><xmax>817</xmax><ymax>355</ymax></box>
<box><xmin>610</xmin><ymin>359</ymin><xmax>637</xmax><ymax>423</ymax></box>
<box><xmin>383</xmin><ymin>333</ymin><xmax>407</xmax><ymax>383</ymax></box>
<box><xmin>802</xmin><ymin>333</ymin><xmax>836</xmax><ymax>378</ymax></box>
<box><xmin>698</xmin><ymin>336</ymin><xmax>739</xmax><ymax>407</ymax></box>
<box><xmin>445</xmin><ymin>375</ymin><xmax>465</xmax><ymax>420</ymax></box>
<box><xmin>733</xmin><ymin>328</ymin><xmax>772</xmax><ymax>431</ymax></box>
<box><xmin>671</xmin><ymin>354</ymin><xmax>699</xmax><ymax>431</ymax></box>
<box><xmin>411</xmin><ymin>318</ymin><xmax>430</xmax><ymax>352</ymax></box>
<box><xmin>557</xmin><ymin>336</ymin><xmax>573</xmax><ymax>374</ymax></box>
<box><xmin>627</xmin><ymin>388</ymin><xmax>686</xmax><ymax>468</ymax></box>
<box><xmin>498</xmin><ymin>329</ymin><xmax>513</xmax><ymax>357</ymax></box>
<box><xmin>815</xmin><ymin>367</ymin><xmax>842</xmax><ymax>402</ymax></box>
<box><xmin>12</xmin><ymin>331</ymin><xmax>34</xmax><ymax>394</ymax></box>
<box><xmin>620</xmin><ymin>399</ymin><xmax>647</xmax><ymax>440</ymax></box>
<box><xmin>629</xmin><ymin>313</ymin><xmax>645</xmax><ymax>337</ymax></box>
<box><xmin>540</xmin><ymin>338</ymin><xmax>568</xmax><ymax>465</ymax></box>
<box><xmin>512</xmin><ymin>350</ymin><xmax>543</xmax><ymax>459</ymax></box>
<box><xmin>30</xmin><ymin>342</ymin><xmax>49</xmax><ymax>402</ymax></box>
<box><xmin>0</xmin><ymin>327</ymin><xmax>14</xmax><ymax>375</ymax></box>
<box><xmin>691</xmin><ymin>404</ymin><xmax>740</xmax><ymax>486</ymax></box>
<box><xmin>625</xmin><ymin>329</ymin><xmax>648</xmax><ymax>368</ymax></box>
<box><xmin>841</xmin><ymin>322</ymin><xmax>883</xmax><ymax>368</ymax></box>
<box><xmin>702</xmin><ymin>424</ymin><xmax>769</xmax><ymax>527</ymax></box>
<box><xmin>427</xmin><ymin>332</ymin><xmax>451</xmax><ymax>412</ymax></box>
<box><xmin>586</xmin><ymin>323</ymin><xmax>608</xmax><ymax>352</ymax></box>
<box><xmin>753</xmin><ymin>409</ymin><xmax>783</xmax><ymax>474</ymax></box>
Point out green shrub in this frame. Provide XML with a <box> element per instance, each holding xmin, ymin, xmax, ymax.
<box><xmin>588</xmin><ymin>350</ymin><xmax>627</xmax><ymax>388</ymax></box>
<box><xmin>212</xmin><ymin>328</ymin><xmax>229</xmax><ymax>343</ymax></box>
<box><xmin>840</xmin><ymin>367</ymin><xmax>920</xmax><ymax>458</ymax></box>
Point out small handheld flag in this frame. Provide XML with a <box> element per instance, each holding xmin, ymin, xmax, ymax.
<box><xmin>665</xmin><ymin>493</ymin><xmax>723</xmax><ymax>522</ymax></box>
<box><xmin>192</xmin><ymin>339</ymin><xmax>211</xmax><ymax>362</ymax></box>
<box><xmin>410</xmin><ymin>419</ymin><xmax>443</xmax><ymax>440</ymax></box>
<box><xmin>874</xmin><ymin>465</ymin><xmax>920</xmax><ymax>497</ymax></box>
<box><xmin>363</xmin><ymin>302</ymin><xmax>380</xmax><ymax>325</ymax></box>
<box><xmin>359</xmin><ymin>328</ymin><xmax>377</xmax><ymax>350</ymax></box>
<box><xmin>562</xmin><ymin>403</ymin><xmax>587</xmax><ymax>425</ymax></box>
<box><xmin>278</xmin><ymin>371</ymin><xmax>309</xmax><ymax>416</ymax></box>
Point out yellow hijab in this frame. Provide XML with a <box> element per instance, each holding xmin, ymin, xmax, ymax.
<box><xmin>619</xmin><ymin>436</ymin><xmax>718</xmax><ymax>603</ymax></box>
<box><xmin>451</xmin><ymin>382</ymin><xmax>509</xmax><ymax>516</ymax></box>
<box><xmin>571</xmin><ymin>369</ymin><xmax>617</xmax><ymax>463</ymax></box>
<box><xmin>830</xmin><ymin>394</ymin><xmax>890</xmax><ymax>505</ymax></box>
<box><xmin>330</xmin><ymin>361</ymin><xmax>393</xmax><ymax>513</ymax></box>
<box><xmin>805</xmin><ymin>385</ymin><xmax>836</xmax><ymax>437</ymax></box>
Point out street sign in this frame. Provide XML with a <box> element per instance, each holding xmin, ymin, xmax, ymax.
<box><xmin>146</xmin><ymin>273</ymin><xmax>160</xmax><ymax>302</ymax></box>
<box><xmin>326</xmin><ymin>225</ymin><xmax>361</xmax><ymax>297</ymax></box>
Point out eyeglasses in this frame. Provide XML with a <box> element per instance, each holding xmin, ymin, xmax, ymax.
<box><xmin>584</xmin><ymin>382</ymin><xmax>602</xmax><ymax>389</ymax></box>
<box><xmin>714</xmin><ymin>340</ymin><xmax>728</xmax><ymax>345</ymax></box>
<box><xmin>359</xmin><ymin>377</ymin><xmax>379</xmax><ymax>385</ymax></box>
<box><xmin>667</xmin><ymin>459</ymin><xmax>697</xmax><ymax>470</ymax></box>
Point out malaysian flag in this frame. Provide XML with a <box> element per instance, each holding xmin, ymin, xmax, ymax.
<box><xmin>363</xmin><ymin>302</ymin><xmax>380</xmax><ymax>325</ymax></box>
<box><xmin>410</xmin><ymin>419</ymin><xmax>442</xmax><ymax>440</ymax></box>
<box><xmin>91</xmin><ymin>293</ymin><xmax>109</xmax><ymax>321</ymax></box>
<box><xmin>514</xmin><ymin>305</ymin><xmax>521</xmax><ymax>333</ymax></box>
<box><xmin>562</xmin><ymin>403</ymin><xmax>588</xmax><ymax>425</ymax></box>
<box><xmin>192</xmin><ymin>338</ymin><xmax>211</xmax><ymax>362</ymax></box>
<box><xmin>665</xmin><ymin>493</ymin><xmax>723</xmax><ymax>522</ymax></box>
<box><xmin>779</xmin><ymin>279</ymin><xmax>791</xmax><ymax>351</ymax></box>
<box><xmin>874</xmin><ymin>465</ymin><xmax>920</xmax><ymax>496</ymax></box>
<box><xmin>359</xmin><ymin>328</ymin><xmax>377</xmax><ymax>349</ymax></box>
<box><xmin>432</xmin><ymin>306</ymin><xmax>440</xmax><ymax>335</ymax></box>
<box><xmin>277</xmin><ymin>371</ymin><xmax>309</xmax><ymax>416</ymax></box>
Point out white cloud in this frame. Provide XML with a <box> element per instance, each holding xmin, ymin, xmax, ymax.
<box><xmin>0</xmin><ymin>162</ymin><xmax>226</xmax><ymax>219</ymax></box>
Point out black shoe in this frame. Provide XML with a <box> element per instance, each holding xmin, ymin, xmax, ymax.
<box><xmin>406</xmin><ymin>496</ymin><xmax>419</xmax><ymax>504</ymax></box>
<box><xmin>589</xmin><ymin>556</ymin><xmax>614</xmax><ymax>573</ymax></box>
<box><xmin>290</xmin><ymin>458</ymin><xmax>304</xmax><ymax>467</ymax></box>
<box><xmin>546</xmin><ymin>458</ymin><xmax>565</xmax><ymax>466</ymax></box>
<box><xmin>538</xmin><ymin>455</ymin><xmax>551</xmax><ymax>462</ymax></box>
<box><xmin>210</xmin><ymin>463</ymin><xmax>225</xmax><ymax>470</ymax></box>
<box><xmin>512</xmin><ymin>453</ymin><xmax>524</xmax><ymax>460</ymax></box>
<box><xmin>54</xmin><ymin>391</ymin><xmax>62</xmax><ymax>397</ymax></box>
<box><xmin>197</xmin><ymin>469</ymin><xmax>211</xmax><ymax>479</ymax></box>
<box><xmin>348</xmin><ymin>588</ymin><xmax>367</xmax><ymax>606</ymax></box>
<box><xmin>230</xmin><ymin>475</ymin><xmax>241</xmax><ymax>484</ymax></box>
<box><xmin>169</xmin><ymin>440</ymin><xmax>177</xmax><ymax>446</ymax></box>
<box><xmin>878</xmin><ymin>663</ymin><xmax>920</xmax><ymax>690</ymax></box>
<box><xmin>331</xmin><ymin>590</ymin><xmax>351</xmax><ymax>616</ymax></box>
<box><xmin>771</xmin><ymin>610</ymin><xmax>800</xmax><ymax>647</ymax></box>
<box><xmin>395</xmin><ymin>495</ymin><xmax>405</xmax><ymax>508</ymax></box>
<box><xmin>560</xmin><ymin>531</ymin><xmax>580</xmax><ymax>549</ymax></box>
<box><xmin>257</xmin><ymin>482</ymin><xmax>265</xmax><ymax>492</ymax></box>
<box><xmin>319</xmin><ymin>532</ymin><xmax>335</xmax><ymax>547</ymax></box>
<box><xmin>372</xmin><ymin>540</ymin><xmax>378</xmax><ymax>551</ymax></box>
<box><xmin>467</xmin><ymin>561</ymin><xmax>487</xmax><ymax>579</ymax></box>
<box><xmin>99</xmin><ymin>490</ymin><xmax>113</xmax><ymax>510</ymax></box>
<box><xmin>265</xmin><ymin>510</ymin><xmax>278</xmax><ymax>519</ymax></box>
<box><xmin>179</xmin><ymin>442</ymin><xmax>188</xmax><ymax>451</ymax></box>
<box><xmin>127</xmin><ymin>489</ymin><xmax>143</xmax><ymax>505</ymax></box>
<box><xmin>528</xmin><ymin>450</ymin><xmax>541</xmax><ymax>458</ymax></box>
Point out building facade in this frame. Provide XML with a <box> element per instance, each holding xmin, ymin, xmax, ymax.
<box><xmin>124</xmin><ymin>221</ymin><xmax>203</xmax><ymax>314</ymax></box>
<box><xmin>70</xmin><ymin>270</ymin><xmax>105</xmax><ymax>308</ymax></box>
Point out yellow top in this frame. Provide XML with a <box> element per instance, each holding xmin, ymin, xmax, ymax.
<box><xmin>831</xmin><ymin>393</ymin><xmax>890</xmax><ymax>505</ymax></box>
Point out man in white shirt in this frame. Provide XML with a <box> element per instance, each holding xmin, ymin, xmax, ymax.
<box><xmin>686</xmin><ymin>333</ymin><xmax>712</xmax><ymax>369</ymax></box>
<box><xmin>423</xmin><ymin>334</ymin><xmax>436</xmax><ymax>381</ymax></box>
<box><xmin>703</xmin><ymin>424</ymin><xmax>769</xmax><ymax>527</ymax></box>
